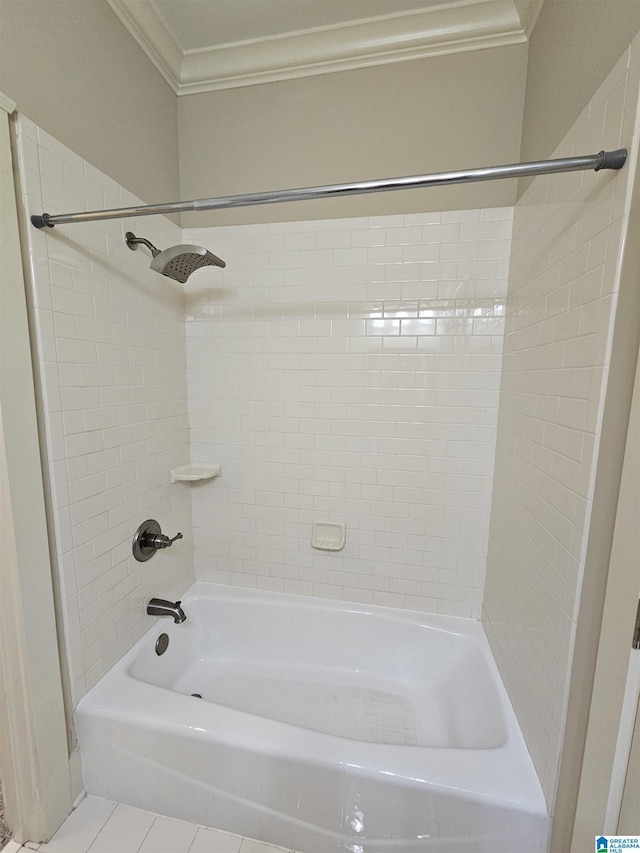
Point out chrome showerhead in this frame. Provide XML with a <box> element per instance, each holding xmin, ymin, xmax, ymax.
<box><xmin>125</xmin><ymin>232</ymin><xmax>226</xmax><ymax>283</ymax></box>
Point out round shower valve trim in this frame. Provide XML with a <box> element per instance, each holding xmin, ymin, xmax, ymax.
<box><xmin>132</xmin><ymin>519</ymin><xmax>183</xmax><ymax>562</ymax></box>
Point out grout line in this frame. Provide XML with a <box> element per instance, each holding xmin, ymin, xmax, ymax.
<box><xmin>66</xmin><ymin>798</ymin><xmax>117</xmax><ymax>853</ymax></box>
<box><xmin>133</xmin><ymin>813</ymin><xmax>155</xmax><ymax>853</ymax></box>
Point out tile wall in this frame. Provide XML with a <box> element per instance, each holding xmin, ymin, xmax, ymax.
<box><xmin>15</xmin><ymin>109</ymin><xmax>514</xmax><ymax>701</ymax></box>
<box><xmin>483</xmin><ymin>37</ymin><xmax>640</xmax><ymax>807</ymax></box>
<box><xmin>184</xmin><ymin>209</ymin><xmax>513</xmax><ymax>617</ymax></box>
<box><xmin>15</xmin><ymin>117</ymin><xmax>195</xmax><ymax>704</ymax></box>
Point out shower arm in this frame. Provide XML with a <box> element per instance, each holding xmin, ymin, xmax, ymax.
<box><xmin>30</xmin><ymin>148</ymin><xmax>627</xmax><ymax>229</ymax></box>
<box><xmin>124</xmin><ymin>232</ymin><xmax>161</xmax><ymax>257</ymax></box>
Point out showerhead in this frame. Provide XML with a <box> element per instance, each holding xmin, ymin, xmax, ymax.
<box><xmin>125</xmin><ymin>232</ymin><xmax>226</xmax><ymax>283</ymax></box>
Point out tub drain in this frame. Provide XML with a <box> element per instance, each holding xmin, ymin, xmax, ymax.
<box><xmin>191</xmin><ymin>693</ymin><xmax>202</xmax><ymax>698</ymax></box>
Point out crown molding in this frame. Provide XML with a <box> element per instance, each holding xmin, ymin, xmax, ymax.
<box><xmin>108</xmin><ymin>0</ymin><xmax>526</xmax><ymax>95</ymax></box>
<box><xmin>514</xmin><ymin>0</ymin><xmax>546</xmax><ymax>36</ymax></box>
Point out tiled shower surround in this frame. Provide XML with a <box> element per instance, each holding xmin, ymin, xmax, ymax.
<box><xmin>184</xmin><ymin>213</ymin><xmax>512</xmax><ymax>615</ymax></box>
<box><xmin>16</xmin><ymin>117</ymin><xmax>194</xmax><ymax>704</ymax></box>
<box><xmin>18</xmin><ymin>105</ymin><xmax>512</xmax><ymax>701</ymax></box>
<box><xmin>484</xmin><ymin>38</ymin><xmax>640</xmax><ymax>807</ymax></box>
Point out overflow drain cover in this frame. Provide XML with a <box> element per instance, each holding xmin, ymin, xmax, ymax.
<box><xmin>155</xmin><ymin>633</ymin><xmax>169</xmax><ymax>656</ymax></box>
<box><xmin>191</xmin><ymin>693</ymin><xmax>202</xmax><ymax>698</ymax></box>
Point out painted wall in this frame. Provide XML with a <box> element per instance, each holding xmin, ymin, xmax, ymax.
<box><xmin>3</xmin><ymin>0</ymin><xmax>637</xmax><ymax>217</ymax></box>
<box><xmin>184</xmin><ymin>208</ymin><xmax>512</xmax><ymax>616</ymax></box>
<box><xmin>177</xmin><ymin>45</ymin><xmax>528</xmax><ymax>227</ymax></box>
<box><xmin>520</xmin><ymin>0</ymin><xmax>640</xmax><ymax>163</ymax></box>
<box><xmin>482</xmin><ymin>37</ymin><xmax>640</xmax><ymax>815</ymax></box>
<box><xmin>0</xmin><ymin>0</ymin><xmax>179</xmax><ymax>205</ymax></box>
<box><xmin>14</xmin><ymin>117</ymin><xmax>194</xmax><ymax>704</ymax></box>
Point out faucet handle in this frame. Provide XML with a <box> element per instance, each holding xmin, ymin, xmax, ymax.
<box><xmin>133</xmin><ymin>520</ymin><xmax>183</xmax><ymax>562</ymax></box>
<box><xmin>146</xmin><ymin>530</ymin><xmax>182</xmax><ymax>549</ymax></box>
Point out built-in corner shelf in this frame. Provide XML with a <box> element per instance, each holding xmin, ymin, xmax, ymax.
<box><xmin>170</xmin><ymin>462</ymin><xmax>222</xmax><ymax>484</ymax></box>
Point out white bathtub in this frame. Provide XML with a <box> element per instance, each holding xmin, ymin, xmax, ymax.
<box><xmin>75</xmin><ymin>583</ymin><xmax>549</xmax><ymax>852</ymax></box>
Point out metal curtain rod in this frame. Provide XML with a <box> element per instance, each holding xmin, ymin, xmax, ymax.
<box><xmin>30</xmin><ymin>148</ymin><xmax>627</xmax><ymax>229</ymax></box>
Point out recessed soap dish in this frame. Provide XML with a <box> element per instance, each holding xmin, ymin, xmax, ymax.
<box><xmin>311</xmin><ymin>521</ymin><xmax>346</xmax><ymax>551</ymax></box>
<box><xmin>170</xmin><ymin>462</ymin><xmax>221</xmax><ymax>483</ymax></box>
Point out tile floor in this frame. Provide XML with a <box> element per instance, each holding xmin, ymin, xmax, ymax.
<box><xmin>6</xmin><ymin>796</ymin><xmax>303</xmax><ymax>853</ymax></box>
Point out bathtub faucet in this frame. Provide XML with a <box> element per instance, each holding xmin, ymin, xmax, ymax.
<box><xmin>147</xmin><ymin>598</ymin><xmax>187</xmax><ymax>624</ymax></box>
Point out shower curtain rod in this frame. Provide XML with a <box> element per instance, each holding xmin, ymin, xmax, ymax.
<box><xmin>30</xmin><ymin>148</ymin><xmax>627</xmax><ymax>229</ymax></box>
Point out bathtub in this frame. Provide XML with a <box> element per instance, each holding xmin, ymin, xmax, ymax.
<box><xmin>75</xmin><ymin>583</ymin><xmax>549</xmax><ymax>852</ymax></box>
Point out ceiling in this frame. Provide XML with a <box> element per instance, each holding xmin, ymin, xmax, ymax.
<box><xmin>107</xmin><ymin>0</ymin><xmax>545</xmax><ymax>95</ymax></box>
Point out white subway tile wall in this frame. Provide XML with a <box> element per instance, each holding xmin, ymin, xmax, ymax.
<box><xmin>15</xmin><ymin>116</ymin><xmax>195</xmax><ymax>704</ymax></box>
<box><xmin>483</xmin><ymin>38</ymin><xmax>640</xmax><ymax>807</ymax></box>
<box><xmin>184</xmin><ymin>208</ymin><xmax>513</xmax><ymax>616</ymax></box>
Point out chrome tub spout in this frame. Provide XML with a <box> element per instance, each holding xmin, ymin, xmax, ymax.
<box><xmin>147</xmin><ymin>598</ymin><xmax>187</xmax><ymax>624</ymax></box>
